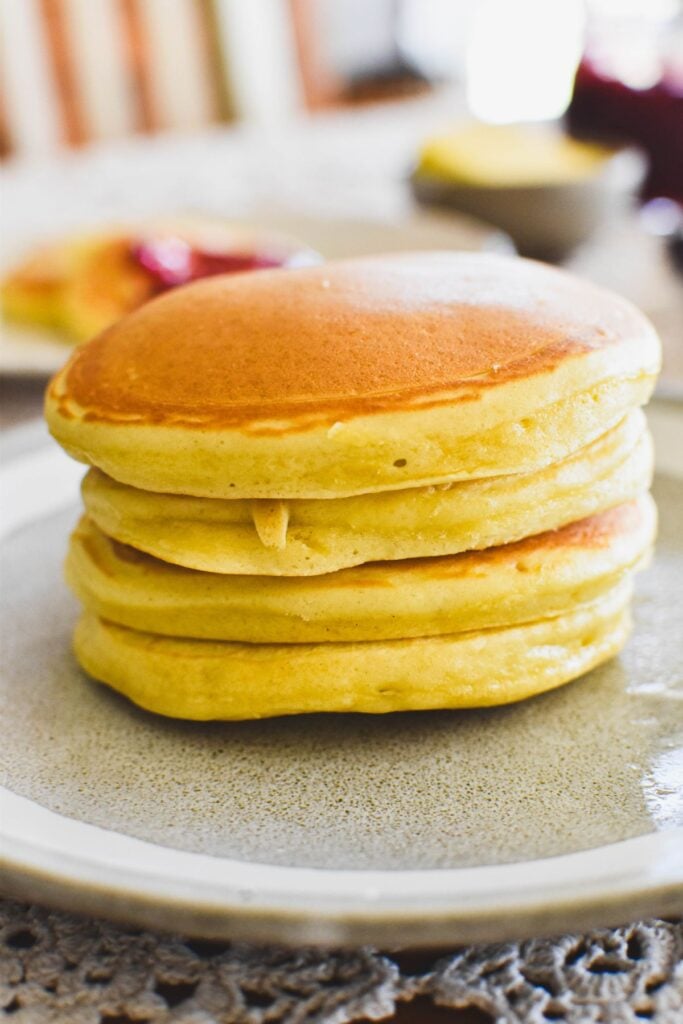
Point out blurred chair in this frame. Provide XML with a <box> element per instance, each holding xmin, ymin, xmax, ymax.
<box><xmin>0</xmin><ymin>0</ymin><xmax>307</xmax><ymax>157</ymax></box>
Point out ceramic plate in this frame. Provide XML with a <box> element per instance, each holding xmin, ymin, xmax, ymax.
<box><xmin>1</xmin><ymin>409</ymin><xmax>682</xmax><ymax>947</ymax></box>
<box><xmin>0</xmin><ymin>208</ymin><xmax>507</xmax><ymax>378</ymax></box>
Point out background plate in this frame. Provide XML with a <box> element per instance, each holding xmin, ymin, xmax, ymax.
<box><xmin>1</xmin><ymin>407</ymin><xmax>682</xmax><ymax>946</ymax></box>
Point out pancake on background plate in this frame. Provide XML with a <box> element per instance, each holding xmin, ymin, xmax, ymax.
<box><xmin>45</xmin><ymin>252</ymin><xmax>661</xmax><ymax>720</ymax></box>
<box><xmin>2</xmin><ymin>218</ymin><xmax>318</xmax><ymax>344</ymax></box>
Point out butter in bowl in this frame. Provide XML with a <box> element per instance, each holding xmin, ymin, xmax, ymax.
<box><xmin>411</xmin><ymin>122</ymin><xmax>643</xmax><ymax>261</ymax></box>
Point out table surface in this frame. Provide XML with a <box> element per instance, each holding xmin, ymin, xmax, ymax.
<box><xmin>1</xmin><ymin>92</ymin><xmax>682</xmax><ymax>1024</ymax></box>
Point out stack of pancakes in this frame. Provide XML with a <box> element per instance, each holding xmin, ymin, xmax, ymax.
<box><xmin>45</xmin><ymin>253</ymin><xmax>661</xmax><ymax>720</ymax></box>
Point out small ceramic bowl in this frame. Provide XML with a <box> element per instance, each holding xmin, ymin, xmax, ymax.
<box><xmin>411</xmin><ymin>147</ymin><xmax>645</xmax><ymax>262</ymax></box>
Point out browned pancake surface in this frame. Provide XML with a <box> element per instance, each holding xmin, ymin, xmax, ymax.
<box><xmin>49</xmin><ymin>253</ymin><xmax>646</xmax><ymax>431</ymax></box>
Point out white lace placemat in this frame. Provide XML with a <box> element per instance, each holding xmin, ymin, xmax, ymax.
<box><xmin>1</xmin><ymin>901</ymin><xmax>681</xmax><ymax>1023</ymax></box>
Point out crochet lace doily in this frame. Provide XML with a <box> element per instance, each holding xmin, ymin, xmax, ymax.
<box><xmin>1</xmin><ymin>902</ymin><xmax>681</xmax><ymax>1023</ymax></box>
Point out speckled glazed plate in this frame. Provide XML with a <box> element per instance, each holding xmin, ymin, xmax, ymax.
<box><xmin>1</xmin><ymin>410</ymin><xmax>682</xmax><ymax>947</ymax></box>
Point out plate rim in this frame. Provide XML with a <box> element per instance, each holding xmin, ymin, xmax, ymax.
<box><xmin>2</xmin><ymin>790</ymin><xmax>682</xmax><ymax>946</ymax></box>
<box><xmin>1</xmin><ymin>423</ymin><xmax>682</xmax><ymax>946</ymax></box>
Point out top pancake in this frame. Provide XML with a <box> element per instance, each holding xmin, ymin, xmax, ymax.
<box><xmin>45</xmin><ymin>252</ymin><xmax>660</xmax><ymax>498</ymax></box>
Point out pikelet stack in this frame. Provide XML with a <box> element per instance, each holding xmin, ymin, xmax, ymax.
<box><xmin>45</xmin><ymin>253</ymin><xmax>661</xmax><ymax>720</ymax></box>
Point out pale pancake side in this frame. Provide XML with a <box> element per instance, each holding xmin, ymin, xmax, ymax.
<box><xmin>82</xmin><ymin>412</ymin><xmax>653</xmax><ymax>575</ymax></box>
<box><xmin>73</xmin><ymin>580</ymin><xmax>633</xmax><ymax>720</ymax></box>
<box><xmin>68</xmin><ymin>497</ymin><xmax>655</xmax><ymax>643</ymax></box>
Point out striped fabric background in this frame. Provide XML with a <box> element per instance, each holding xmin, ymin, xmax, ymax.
<box><xmin>0</xmin><ymin>0</ymin><xmax>319</xmax><ymax>158</ymax></box>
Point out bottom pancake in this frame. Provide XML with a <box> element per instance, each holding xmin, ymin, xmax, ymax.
<box><xmin>74</xmin><ymin>579</ymin><xmax>632</xmax><ymax>720</ymax></box>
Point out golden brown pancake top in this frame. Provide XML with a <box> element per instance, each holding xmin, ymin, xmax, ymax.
<box><xmin>49</xmin><ymin>253</ymin><xmax>648</xmax><ymax>432</ymax></box>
